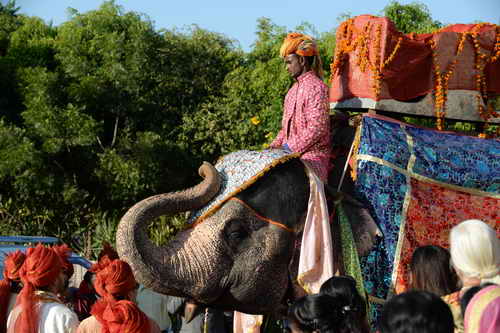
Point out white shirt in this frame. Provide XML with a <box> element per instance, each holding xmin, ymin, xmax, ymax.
<box><xmin>7</xmin><ymin>293</ymin><xmax>17</xmax><ymax>318</ymax></box>
<box><xmin>136</xmin><ymin>285</ymin><xmax>172</xmax><ymax>331</ymax></box>
<box><xmin>7</xmin><ymin>300</ymin><xmax>79</xmax><ymax>333</ymax></box>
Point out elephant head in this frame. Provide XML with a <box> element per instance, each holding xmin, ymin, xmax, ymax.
<box><xmin>117</xmin><ymin>152</ymin><xmax>311</xmax><ymax>314</ymax></box>
<box><xmin>116</xmin><ymin>147</ymin><xmax>380</xmax><ymax>315</ymax></box>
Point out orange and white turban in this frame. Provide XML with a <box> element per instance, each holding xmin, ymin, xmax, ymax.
<box><xmin>280</xmin><ymin>33</ymin><xmax>319</xmax><ymax>58</ymax></box>
<box><xmin>14</xmin><ymin>244</ymin><xmax>63</xmax><ymax>333</ymax></box>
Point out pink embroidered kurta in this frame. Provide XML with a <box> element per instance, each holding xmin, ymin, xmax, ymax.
<box><xmin>271</xmin><ymin>71</ymin><xmax>331</xmax><ymax>181</ymax></box>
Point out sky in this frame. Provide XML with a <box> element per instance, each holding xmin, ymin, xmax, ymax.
<box><xmin>15</xmin><ymin>0</ymin><xmax>500</xmax><ymax>50</ymax></box>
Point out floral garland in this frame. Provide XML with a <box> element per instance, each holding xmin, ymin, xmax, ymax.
<box><xmin>427</xmin><ymin>23</ymin><xmax>500</xmax><ymax>134</ymax></box>
<box><xmin>470</xmin><ymin>24</ymin><xmax>500</xmax><ymax>137</ymax></box>
<box><xmin>428</xmin><ymin>33</ymin><xmax>466</xmax><ymax>130</ymax></box>
<box><xmin>330</xmin><ymin>19</ymin><xmax>500</xmax><ymax>136</ymax></box>
<box><xmin>330</xmin><ymin>19</ymin><xmax>404</xmax><ymax>100</ymax></box>
<box><xmin>368</xmin><ymin>24</ymin><xmax>383</xmax><ymax>100</ymax></box>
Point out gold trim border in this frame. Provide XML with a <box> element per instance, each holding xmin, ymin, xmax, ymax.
<box><xmin>193</xmin><ymin>153</ymin><xmax>302</xmax><ymax>226</ymax></box>
<box><xmin>389</xmin><ymin>126</ymin><xmax>416</xmax><ymax>295</ymax></box>
<box><xmin>356</xmin><ymin>154</ymin><xmax>500</xmax><ymax>199</ymax></box>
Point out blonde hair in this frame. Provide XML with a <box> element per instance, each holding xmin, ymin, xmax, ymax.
<box><xmin>450</xmin><ymin>220</ymin><xmax>500</xmax><ymax>284</ymax></box>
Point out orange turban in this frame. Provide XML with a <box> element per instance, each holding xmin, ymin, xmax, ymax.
<box><xmin>92</xmin><ymin>300</ymin><xmax>151</xmax><ymax>333</ymax></box>
<box><xmin>14</xmin><ymin>244</ymin><xmax>63</xmax><ymax>333</ymax></box>
<box><xmin>19</xmin><ymin>244</ymin><xmax>62</xmax><ymax>289</ymax></box>
<box><xmin>94</xmin><ymin>259</ymin><xmax>137</xmax><ymax>300</ymax></box>
<box><xmin>91</xmin><ymin>242</ymin><xmax>120</xmax><ymax>274</ymax></box>
<box><xmin>279</xmin><ymin>33</ymin><xmax>319</xmax><ymax>58</ymax></box>
<box><xmin>0</xmin><ymin>250</ymin><xmax>26</xmax><ymax>333</ymax></box>
<box><xmin>3</xmin><ymin>250</ymin><xmax>26</xmax><ymax>281</ymax></box>
<box><xmin>53</xmin><ymin>244</ymin><xmax>74</xmax><ymax>279</ymax></box>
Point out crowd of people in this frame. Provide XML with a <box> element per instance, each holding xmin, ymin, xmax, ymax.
<box><xmin>0</xmin><ymin>240</ymin><xmax>235</xmax><ymax>333</ymax></box>
<box><xmin>0</xmin><ymin>219</ymin><xmax>498</xmax><ymax>333</ymax></box>
<box><xmin>286</xmin><ymin>219</ymin><xmax>500</xmax><ymax>333</ymax></box>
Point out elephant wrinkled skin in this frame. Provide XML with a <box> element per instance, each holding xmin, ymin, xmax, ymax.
<box><xmin>116</xmin><ymin>118</ymin><xmax>380</xmax><ymax>315</ymax></box>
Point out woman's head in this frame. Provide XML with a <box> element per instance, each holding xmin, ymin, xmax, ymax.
<box><xmin>288</xmin><ymin>292</ymin><xmax>367</xmax><ymax>333</ymax></box>
<box><xmin>410</xmin><ymin>245</ymin><xmax>458</xmax><ymax>296</ymax></box>
<box><xmin>450</xmin><ymin>220</ymin><xmax>500</xmax><ymax>285</ymax></box>
<box><xmin>319</xmin><ymin>276</ymin><xmax>367</xmax><ymax>320</ymax></box>
<box><xmin>380</xmin><ymin>291</ymin><xmax>454</xmax><ymax>333</ymax></box>
<box><xmin>288</xmin><ymin>294</ymin><xmax>339</xmax><ymax>333</ymax></box>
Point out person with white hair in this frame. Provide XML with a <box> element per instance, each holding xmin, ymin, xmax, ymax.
<box><xmin>442</xmin><ymin>219</ymin><xmax>500</xmax><ymax>333</ymax></box>
<box><xmin>450</xmin><ymin>219</ymin><xmax>500</xmax><ymax>286</ymax></box>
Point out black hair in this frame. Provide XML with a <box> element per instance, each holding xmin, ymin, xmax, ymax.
<box><xmin>460</xmin><ymin>283</ymin><xmax>496</xmax><ymax>318</ymax></box>
<box><xmin>379</xmin><ymin>290</ymin><xmax>454</xmax><ymax>333</ymax></box>
<box><xmin>83</xmin><ymin>271</ymin><xmax>94</xmax><ymax>284</ymax></box>
<box><xmin>288</xmin><ymin>293</ymin><xmax>365</xmax><ymax>333</ymax></box>
<box><xmin>10</xmin><ymin>280</ymin><xmax>22</xmax><ymax>294</ymax></box>
<box><xmin>410</xmin><ymin>245</ymin><xmax>459</xmax><ymax>296</ymax></box>
<box><xmin>319</xmin><ymin>276</ymin><xmax>369</xmax><ymax>333</ymax></box>
<box><xmin>304</xmin><ymin>55</ymin><xmax>323</xmax><ymax>79</ymax></box>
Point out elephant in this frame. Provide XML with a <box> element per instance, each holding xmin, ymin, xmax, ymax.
<box><xmin>116</xmin><ymin>114</ymin><xmax>381</xmax><ymax>318</ymax></box>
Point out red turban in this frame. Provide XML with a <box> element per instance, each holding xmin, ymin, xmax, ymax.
<box><xmin>93</xmin><ymin>259</ymin><xmax>137</xmax><ymax>300</ymax></box>
<box><xmin>92</xmin><ymin>300</ymin><xmax>151</xmax><ymax>333</ymax></box>
<box><xmin>279</xmin><ymin>33</ymin><xmax>319</xmax><ymax>58</ymax></box>
<box><xmin>53</xmin><ymin>244</ymin><xmax>74</xmax><ymax>279</ymax></box>
<box><xmin>91</xmin><ymin>242</ymin><xmax>120</xmax><ymax>274</ymax></box>
<box><xmin>90</xmin><ymin>259</ymin><xmax>148</xmax><ymax>333</ymax></box>
<box><xmin>0</xmin><ymin>251</ymin><xmax>26</xmax><ymax>333</ymax></box>
<box><xmin>98</xmin><ymin>242</ymin><xmax>119</xmax><ymax>261</ymax></box>
<box><xmin>14</xmin><ymin>244</ymin><xmax>63</xmax><ymax>333</ymax></box>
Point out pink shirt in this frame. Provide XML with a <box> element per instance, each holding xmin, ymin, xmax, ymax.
<box><xmin>271</xmin><ymin>71</ymin><xmax>331</xmax><ymax>181</ymax></box>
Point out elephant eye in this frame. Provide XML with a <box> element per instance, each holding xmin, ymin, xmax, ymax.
<box><xmin>225</xmin><ymin>220</ymin><xmax>248</xmax><ymax>242</ymax></box>
<box><xmin>228</xmin><ymin>230</ymin><xmax>247</xmax><ymax>240</ymax></box>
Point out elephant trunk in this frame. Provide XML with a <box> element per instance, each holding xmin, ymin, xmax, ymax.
<box><xmin>116</xmin><ymin>162</ymin><xmax>221</xmax><ymax>295</ymax></box>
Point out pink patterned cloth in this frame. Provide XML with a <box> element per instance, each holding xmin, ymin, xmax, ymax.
<box><xmin>270</xmin><ymin>71</ymin><xmax>331</xmax><ymax>182</ymax></box>
<box><xmin>464</xmin><ymin>285</ymin><xmax>500</xmax><ymax>333</ymax></box>
<box><xmin>297</xmin><ymin>164</ymin><xmax>334</xmax><ymax>294</ymax></box>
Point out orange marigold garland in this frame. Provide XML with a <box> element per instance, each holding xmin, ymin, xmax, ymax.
<box><xmin>429</xmin><ymin>23</ymin><xmax>499</xmax><ymax>132</ymax></box>
<box><xmin>356</xmin><ymin>22</ymin><xmax>372</xmax><ymax>72</ymax></box>
<box><xmin>490</xmin><ymin>25</ymin><xmax>500</xmax><ymax>63</ymax></box>
<box><xmin>468</xmin><ymin>23</ymin><xmax>500</xmax><ymax>136</ymax></box>
<box><xmin>330</xmin><ymin>17</ymin><xmax>404</xmax><ymax>97</ymax></box>
<box><xmin>381</xmin><ymin>37</ymin><xmax>403</xmax><ymax>70</ymax></box>
<box><xmin>428</xmin><ymin>38</ymin><xmax>445</xmax><ymax>130</ymax></box>
<box><xmin>368</xmin><ymin>24</ymin><xmax>383</xmax><ymax>100</ymax></box>
<box><xmin>330</xmin><ymin>18</ymin><xmax>499</xmax><ymax>135</ymax></box>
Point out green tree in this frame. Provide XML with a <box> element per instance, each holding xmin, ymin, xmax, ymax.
<box><xmin>381</xmin><ymin>1</ymin><xmax>443</xmax><ymax>33</ymax></box>
<box><xmin>0</xmin><ymin>1</ymin><xmax>242</xmax><ymax>249</ymax></box>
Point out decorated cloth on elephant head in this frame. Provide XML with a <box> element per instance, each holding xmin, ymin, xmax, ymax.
<box><xmin>188</xmin><ymin>149</ymin><xmax>300</xmax><ymax>224</ymax></box>
<box><xmin>188</xmin><ymin>149</ymin><xmax>335</xmax><ymax>333</ymax></box>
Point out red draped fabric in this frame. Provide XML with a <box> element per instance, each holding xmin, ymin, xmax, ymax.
<box><xmin>329</xmin><ymin>15</ymin><xmax>500</xmax><ymax>102</ymax></box>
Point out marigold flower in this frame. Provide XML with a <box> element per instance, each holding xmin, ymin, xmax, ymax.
<box><xmin>250</xmin><ymin>116</ymin><xmax>261</xmax><ymax>125</ymax></box>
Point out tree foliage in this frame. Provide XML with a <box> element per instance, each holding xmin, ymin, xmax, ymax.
<box><xmin>0</xmin><ymin>1</ymin><xmax>242</xmax><ymax>251</ymax></box>
<box><xmin>0</xmin><ymin>1</ymin><xmax>450</xmax><ymax>254</ymax></box>
<box><xmin>381</xmin><ymin>1</ymin><xmax>443</xmax><ymax>33</ymax></box>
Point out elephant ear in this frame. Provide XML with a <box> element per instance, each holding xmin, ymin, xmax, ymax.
<box><xmin>340</xmin><ymin>193</ymin><xmax>381</xmax><ymax>257</ymax></box>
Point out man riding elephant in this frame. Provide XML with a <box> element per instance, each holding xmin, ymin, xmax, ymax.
<box><xmin>271</xmin><ymin>33</ymin><xmax>331</xmax><ymax>183</ymax></box>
